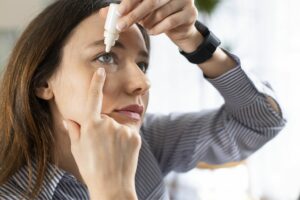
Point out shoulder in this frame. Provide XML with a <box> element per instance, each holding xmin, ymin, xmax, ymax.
<box><xmin>0</xmin><ymin>163</ymin><xmax>65</xmax><ymax>200</ymax></box>
<box><xmin>0</xmin><ymin>178</ymin><xmax>27</xmax><ymax>199</ymax></box>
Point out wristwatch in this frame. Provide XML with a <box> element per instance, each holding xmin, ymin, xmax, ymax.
<box><xmin>180</xmin><ymin>20</ymin><xmax>221</xmax><ymax>64</ymax></box>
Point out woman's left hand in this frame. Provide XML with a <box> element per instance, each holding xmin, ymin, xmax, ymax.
<box><xmin>116</xmin><ymin>0</ymin><xmax>202</xmax><ymax>52</ymax></box>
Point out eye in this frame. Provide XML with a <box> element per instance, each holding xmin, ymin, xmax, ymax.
<box><xmin>137</xmin><ymin>62</ymin><xmax>148</xmax><ymax>73</ymax></box>
<box><xmin>97</xmin><ymin>53</ymin><xmax>116</xmax><ymax>65</ymax></box>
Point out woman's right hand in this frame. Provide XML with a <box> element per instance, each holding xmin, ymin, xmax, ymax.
<box><xmin>64</xmin><ymin>68</ymin><xmax>141</xmax><ymax>200</ymax></box>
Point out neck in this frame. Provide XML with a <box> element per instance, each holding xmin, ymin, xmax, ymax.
<box><xmin>56</xmin><ymin>146</ymin><xmax>84</xmax><ymax>184</ymax></box>
<box><xmin>52</xmin><ymin>117</ymin><xmax>85</xmax><ymax>185</ymax></box>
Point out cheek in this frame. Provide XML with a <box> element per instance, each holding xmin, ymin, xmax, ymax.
<box><xmin>51</xmin><ymin>70</ymin><xmax>91</xmax><ymax>124</ymax></box>
<box><xmin>101</xmin><ymin>74</ymin><xmax>119</xmax><ymax>113</ymax></box>
<box><xmin>142</xmin><ymin>92</ymin><xmax>149</xmax><ymax>111</ymax></box>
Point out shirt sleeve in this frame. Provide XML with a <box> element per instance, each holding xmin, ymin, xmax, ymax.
<box><xmin>141</xmin><ymin>53</ymin><xmax>286</xmax><ymax>175</ymax></box>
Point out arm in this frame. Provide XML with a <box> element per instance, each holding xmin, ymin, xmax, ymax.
<box><xmin>117</xmin><ymin>0</ymin><xmax>286</xmax><ymax>175</ymax></box>
<box><xmin>142</xmin><ymin>59</ymin><xmax>286</xmax><ymax>175</ymax></box>
<box><xmin>116</xmin><ymin>0</ymin><xmax>280</xmax><ymax>113</ymax></box>
<box><xmin>177</xmin><ymin>31</ymin><xmax>280</xmax><ymax>114</ymax></box>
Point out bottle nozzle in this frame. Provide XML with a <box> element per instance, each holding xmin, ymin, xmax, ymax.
<box><xmin>105</xmin><ymin>44</ymin><xmax>112</xmax><ymax>53</ymax></box>
<box><xmin>104</xmin><ymin>3</ymin><xmax>120</xmax><ymax>53</ymax></box>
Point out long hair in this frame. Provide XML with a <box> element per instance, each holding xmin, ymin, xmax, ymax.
<box><xmin>0</xmin><ymin>0</ymin><xmax>150</xmax><ymax>199</ymax></box>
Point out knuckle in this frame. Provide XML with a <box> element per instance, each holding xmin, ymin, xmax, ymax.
<box><xmin>109</xmin><ymin>117</ymin><xmax>120</xmax><ymax>128</ymax></box>
<box><xmin>188</xmin><ymin>15</ymin><xmax>195</xmax><ymax>24</ymax></box>
<box><xmin>191</xmin><ymin>7</ymin><xmax>198</xmax><ymax>19</ymax></box>
<box><xmin>120</xmin><ymin>129</ymin><xmax>131</xmax><ymax>140</ymax></box>
<box><xmin>149</xmin><ymin>0</ymin><xmax>157</xmax><ymax>9</ymax></box>
<box><xmin>130</xmin><ymin>133</ymin><xmax>142</xmax><ymax>147</ymax></box>
<box><xmin>101</xmin><ymin>116</ymin><xmax>117</xmax><ymax>131</ymax></box>
<box><xmin>121</xmin><ymin>2</ymin><xmax>130</xmax><ymax>14</ymax></box>
<box><xmin>156</xmin><ymin>11</ymin><xmax>164</xmax><ymax>21</ymax></box>
<box><xmin>127</xmin><ymin>12</ymin><xmax>139</xmax><ymax>23</ymax></box>
<box><xmin>167</xmin><ymin>19</ymin><xmax>176</xmax><ymax>28</ymax></box>
<box><xmin>118</xmin><ymin>125</ymin><xmax>129</xmax><ymax>134</ymax></box>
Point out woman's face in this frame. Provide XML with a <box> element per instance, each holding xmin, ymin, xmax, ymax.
<box><xmin>46</xmin><ymin>9</ymin><xmax>151</xmax><ymax>130</ymax></box>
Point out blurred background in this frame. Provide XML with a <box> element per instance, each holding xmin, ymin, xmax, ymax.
<box><xmin>0</xmin><ymin>0</ymin><xmax>299</xmax><ymax>199</ymax></box>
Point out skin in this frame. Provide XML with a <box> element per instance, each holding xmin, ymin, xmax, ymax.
<box><xmin>36</xmin><ymin>9</ymin><xmax>150</xmax><ymax>200</ymax></box>
<box><xmin>117</xmin><ymin>0</ymin><xmax>279</xmax><ymax>110</ymax></box>
<box><xmin>35</xmin><ymin>0</ymin><xmax>280</xmax><ymax>199</ymax></box>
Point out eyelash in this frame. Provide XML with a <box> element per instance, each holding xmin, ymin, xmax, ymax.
<box><xmin>95</xmin><ymin>52</ymin><xmax>149</xmax><ymax>73</ymax></box>
<box><xmin>137</xmin><ymin>62</ymin><xmax>149</xmax><ymax>73</ymax></box>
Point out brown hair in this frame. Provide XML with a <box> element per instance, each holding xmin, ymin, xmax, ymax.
<box><xmin>0</xmin><ymin>0</ymin><xmax>150</xmax><ymax>198</ymax></box>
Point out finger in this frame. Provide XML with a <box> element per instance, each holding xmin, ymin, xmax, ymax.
<box><xmin>86</xmin><ymin>68</ymin><xmax>106</xmax><ymax>120</ymax></box>
<box><xmin>122</xmin><ymin>129</ymin><xmax>141</xmax><ymax>176</ymax></box>
<box><xmin>117</xmin><ymin>0</ymin><xmax>170</xmax><ymax>31</ymax></box>
<box><xmin>64</xmin><ymin>120</ymin><xmax>81</xmax><ymax>144</ymax></box>
<box><xmin>141</xmin><ymin>0</ymin><xmax>184</xmax><ymax>30</ymax></box>
<box><xmin>147</xmin><ymin>11</ymin><xmax>194</xmax><ymax>35</ymax></box>
<box><xmin>117</xmin><ymin>0</ymin><xmax>142</xmax><ymax>16</ymax></box>
<box><xmin>99</xmin><ymin>6</ymin><xmax>109</xmax><ymax>18</ymax></box>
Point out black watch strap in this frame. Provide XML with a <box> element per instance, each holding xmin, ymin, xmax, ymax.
<box><xmin>180</xmin><ymin>21</ymin><xmax>221</xmax><ymax>64</ymax></box>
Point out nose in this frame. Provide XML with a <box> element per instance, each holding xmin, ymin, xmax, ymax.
<box><xmin>123</xmin><ymin>64</ymin><xmax>151</xmax><ymax>96</ymax></box>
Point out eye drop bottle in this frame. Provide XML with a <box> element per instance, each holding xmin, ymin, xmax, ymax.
<box><xmin>104</xmin><ymin>3</ymin><xmax>120</xmax><ymax>53</ymax></box>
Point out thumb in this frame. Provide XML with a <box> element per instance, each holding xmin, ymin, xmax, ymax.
<box><xmin>63</xmin><ymin>120</ymin><xmax>80</xmax><ymax>144</ymax></box>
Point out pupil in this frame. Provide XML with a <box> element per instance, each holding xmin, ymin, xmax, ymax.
<box><xmin>104</xmin><ymin>55</ymin><xmax>111</xmax><ymax>62</ymax></box>
<box><xmin>141</xmin><ymin>64</ymin><xmax>146</xmax><ymax>71</ymax></box>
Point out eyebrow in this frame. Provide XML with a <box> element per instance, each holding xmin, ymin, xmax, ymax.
<box><xmin>88</xmin><ymin>39</ymin><xmax>149</xmax><ymax>59</ymax></box>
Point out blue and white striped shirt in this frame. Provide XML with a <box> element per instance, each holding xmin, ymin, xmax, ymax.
<box><xmin>0</xmin><ymin>55</ymin><xmax>286</xmax><ymax>200</ymax></box>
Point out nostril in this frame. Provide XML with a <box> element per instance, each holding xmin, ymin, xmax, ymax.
<box><xmin>131</xmin><ymin>84</ymin><xmax>149</xmax><ymax>96</ymax></box>
<box><xmin>133</xmin><ymin>87</ymin><xmax>144</xmax><ymax>95</ymax></box>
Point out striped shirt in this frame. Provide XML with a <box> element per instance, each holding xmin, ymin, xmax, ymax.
<box><xmin>0</xmin><ymin>54</ymin><xmax>286</xmax><ymax>200</ymax></box>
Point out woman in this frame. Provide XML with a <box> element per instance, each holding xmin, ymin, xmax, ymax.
<box><xmin>0</xmin><ymin>0</ymin><xmax>285</xmax><ymax>199</ymax></box>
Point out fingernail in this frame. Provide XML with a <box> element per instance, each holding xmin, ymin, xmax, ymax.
<box><xmin>116</xmin><ymin>10</ymin><xmax>122</xmax><ymax>17</ymax></box>
<box><xmin>63</xmin><ymin>120</ymin><xmax>68</xmax><ymax>130</ymax></box>
<box><xmin>116</xmin><ymin>21</ymin><xmax>127</xmax><ymax>31</ymax></box>
<box><xmin>117</xmin><ymin>7</ymin><xmax>124</xmax><ymax>16</ymax></box>
<box><xmin>97</xmin><ymin>68</ymin><xmax>105</xmax><ymax>76</ymax></box>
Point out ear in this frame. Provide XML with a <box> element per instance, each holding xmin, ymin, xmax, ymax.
<box><xmin>35</xmin><ymin>81</ymin><xmax>54</xmax><ymax>100</ymax></box>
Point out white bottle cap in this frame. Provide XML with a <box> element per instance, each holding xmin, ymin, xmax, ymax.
<box><xmin>104</xmin><ymin>3</ymin><xmax>120</xmax><ymax>53</ymax></box>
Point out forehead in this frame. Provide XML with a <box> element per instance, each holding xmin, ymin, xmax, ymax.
<box><xmin>66</xmin><ymin>11</ymin><xmax>147</xmax><ymax>52</ymax></box>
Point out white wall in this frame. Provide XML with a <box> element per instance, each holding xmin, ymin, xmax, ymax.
<box><xmin>148</xmin><ymin>0</ymin><xmax>300</xmax><ymax>199</ymax></box>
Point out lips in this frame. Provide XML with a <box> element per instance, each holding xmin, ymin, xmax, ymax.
<box><xmin>115</xmin><ymin>104</ymin><xmax>144</xmax><ymax>121</ymax></box>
